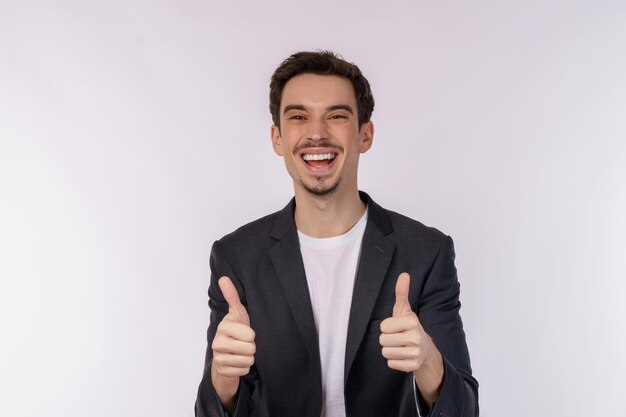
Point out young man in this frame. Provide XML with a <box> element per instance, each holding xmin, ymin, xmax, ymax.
<box><xmin>195</xmin><ymin>51</ymin><xmax>478</xmax><ymax>417</ymax></box>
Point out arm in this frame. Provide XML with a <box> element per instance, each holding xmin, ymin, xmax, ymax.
<box><xmin>416</xmin><ymin>235</ymin><xmax>479</xmax><ymax>417</ymax></box>
<box><xmin>195</xmin><ymin>241</ymin><xmax>258</xmax><ymax>417</ymax></box>
<box><xmin>380</xmin><ymin>272</ymin><xmax>444</xmax><ymax>415</ymax></box>
<box><xmin>380</xmin><ymin>236</ymin><xmax>478</xmax><ymax>417</ymax></box>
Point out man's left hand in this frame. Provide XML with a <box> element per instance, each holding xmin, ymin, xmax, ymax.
<box><xmin>379</xmin><ymin>272</ymin><xmax>444</xmax><ymax>405</ymax></box>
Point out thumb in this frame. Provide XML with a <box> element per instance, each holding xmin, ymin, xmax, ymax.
<box><xmin>393</xmin><ymin>272</ymin><xmax>412</xmax><ymax>317</ymax></box>
<box><xmin>218</xmin><ymin>276</ymin><xmax>249</xmax><ymax>325</ymax></box>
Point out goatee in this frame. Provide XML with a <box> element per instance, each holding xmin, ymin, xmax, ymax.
<box><xmin>302</xmin><ymin>178</ymin><xmax>340</xmax><ymax>196</ymax></box>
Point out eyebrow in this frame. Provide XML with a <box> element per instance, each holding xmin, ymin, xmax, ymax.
<box><xmin>282</xmin><ymin>104</ymin><xmax>355</xmax><ymax>115</ymax></box>
<box><xmin>282</xmin><ymin>104</ymin><xmax>306</xmax><ymax>114</ymax></box>
<box><xmin>327</xmin><ymin>104</ymin><xmax>354</xmax><ymax>114</ymax></box>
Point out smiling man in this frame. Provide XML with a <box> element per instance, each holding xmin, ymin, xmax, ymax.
<box><xmin>195</xmin><ymin>51</ymin><xmax>478</xmax><ymax>417</ymax></box>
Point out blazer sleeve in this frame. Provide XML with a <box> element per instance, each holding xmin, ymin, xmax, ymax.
<box><xmin>195</xmin><ymin>240</ymin><xmax>258</xmax><ymax>417</ymax></box>
<box><xmin>416</xmin><ymin>235</ymin><xmax>479</xmax><ymax>417</ymax></box>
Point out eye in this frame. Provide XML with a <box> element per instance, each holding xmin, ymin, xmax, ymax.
<box><xmin>289</xmin><ymin>115</ymin><xmax>305</xmax><ymax>120</ymax></box>
<box><xmin>329</xmin><ymin>114</ymin><xmax>347</xmax><ymax>120</ymax></box>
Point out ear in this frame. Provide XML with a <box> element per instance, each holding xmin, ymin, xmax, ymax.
<box><xmin>358</xmin><ymin>120</ymin><xmax>374</xmax><ymax>154</ymax></box>
<box><xmin>271</xmin><ymin>124</ymin><xmax>284</xmax><ymax>156</ymax></box>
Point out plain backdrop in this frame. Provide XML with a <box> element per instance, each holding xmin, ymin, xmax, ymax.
<box><xmin>1</xmin><ymin>1</ymin><xmax>625</xmax><ymax>416</ymax></box>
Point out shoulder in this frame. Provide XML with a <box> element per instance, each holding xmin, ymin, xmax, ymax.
<box><xmin>364</xmin><ymin>192</ymin><xmax>449</xmax><ymax>248</ymax></box>
<box><xmin>208</xmin><ymin>209</ymin><xmax>282</xmax><ymax>278</ymax></box>
<box><xmin>385</xmin><ymin>208</ymin><xmax>448</xmax><ymax>243</ymax></box>
<box><xmin>364</xmin><ymin>194</ymin><xmax>454</xmax><ymax>267</ymax></box>
<box><xmin>209</xmin><ymin>200</ymin><xmax>295</xmax><ymax>279</ymax></box>
<box><xmin>213</xmin><ymin>196</ymin><xmax>294</xmax><ymax>256</ymax></box>
<box><xmin>217</xmin><ymin>210</ymin><xmax>281</xmax><ymax>250</ymax></box>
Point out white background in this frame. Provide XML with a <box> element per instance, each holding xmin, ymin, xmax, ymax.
<box><xmin>1</xmin><ymin>1</ymin><xmax>625</xmax><ymax>416</ymax></box>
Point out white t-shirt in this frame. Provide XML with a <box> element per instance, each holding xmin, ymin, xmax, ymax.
<box><xmin>297</xmin><ymin>209</ymin><xmax>368</xmax><ymax>417</ymax></box>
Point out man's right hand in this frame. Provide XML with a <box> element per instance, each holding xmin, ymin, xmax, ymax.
<box><xmin>210</xmin><ymin>276</ymin><xmax>256</xmax><ymax>412</ymax></box>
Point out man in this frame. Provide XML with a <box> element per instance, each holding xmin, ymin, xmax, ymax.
<box><xmin>195</xmin><ymin>51</ymin><xmax>478</xmax><ymax>417</ymax></box>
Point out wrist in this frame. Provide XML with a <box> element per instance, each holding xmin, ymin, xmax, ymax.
<box><xmin>210</xmin><ymin>361</ymin><xmax>240</xmax><ymax>413</ymax></box>
<box><xmin>413</xmin><ymin>338</ymin><xmax>444</xmax><ymax>406</ymax></box>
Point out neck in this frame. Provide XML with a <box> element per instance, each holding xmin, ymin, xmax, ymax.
<box><xmin>294</xmin><ymin>187</ymin><xmax>366</xmax><ymax>238</ymax></box>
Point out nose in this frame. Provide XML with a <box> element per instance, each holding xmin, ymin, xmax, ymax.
<box><xmin>306</xmin><ymin>118</ymin><xmax>329</xmax><ymax>142</ymax></box>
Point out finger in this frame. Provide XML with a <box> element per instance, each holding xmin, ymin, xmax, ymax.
<box><xmin>379</xmin><ymin>331</ymin><xmax>421</xmax><ymax>348</ymax></box>
<box><xmin>215</xmin><ymin>365</ymin><xmax>253</xmax><ymax>377</ymax></box>
<box><xmin>218</xmin><ymin>276</ymin><xmax>249</xmax><ymax>324</ymax></box>
<box><xmin>387</xmin><ymin>359</ymin><xmax>420</xmax><ymax>373</ymax></box>
<box><xmin>393</xmin><ymin>272</ymin><xmax>412</xmax><ymax>317</ymax></box>
<box><xmin>380</xmin><ymin>314</ymin><xmax>420</xmax><ymax>334</ymax></box>
<box><xmin>214</xmin><ymin>353</ymin><xmax>255</xmax><ymax>368</ymax></box>
<box><xmin>217</xmin><ymin>320</ymin><xmax>256</xmax><ymax>342</ymax></box>
<box><xmin>381</xmin><ymin>346</ymin><xmax>421</xmax><ymax>360</ymax></box>
<box><xmin>212</xmin><ymin>337</ymin><xmax>256</xmax><ymax>355</ymax></box>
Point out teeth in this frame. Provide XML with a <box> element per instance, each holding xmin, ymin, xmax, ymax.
<box><xmin>303</xmin><ymin>153</ymin><xmax>336</xmax><ymax>161</ymax></box>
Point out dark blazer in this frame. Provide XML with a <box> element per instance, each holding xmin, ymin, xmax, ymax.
<box><xmin>195</xmin><ymin>192</ymin><xmax>478</xmax><ymax>417</ymax></box>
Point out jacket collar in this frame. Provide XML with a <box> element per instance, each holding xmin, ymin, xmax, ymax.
<box><xmin>268</xmin><ymin>191</ymin><xmax>396</xmax><ymax>383</ymax></box>
<box><xmin>269</xmin><ymin>191</ymin><xmax>394</xmax><ymax>240</ymax></box>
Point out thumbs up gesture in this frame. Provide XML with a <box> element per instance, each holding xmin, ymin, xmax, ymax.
<box><xmin>379</xmin><ymin>273</ymin><xmax>441</xmax><ymax>376</ymax></box>
<box><xmin>210</xmin><ymin>276</ymin><xmax>256</xmax><ymax>410</ymax></box>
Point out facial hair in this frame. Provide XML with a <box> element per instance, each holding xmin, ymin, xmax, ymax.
<box><xmin>294</xmin><ymin>139</ymin><xmax>344</xmax><ymax>197</ymax></box>
<box><xmin>301</xmin><ymin>176</ymin><xmax>340</xmax><ymax>196</ymax></box>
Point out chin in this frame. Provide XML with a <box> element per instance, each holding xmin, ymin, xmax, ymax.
<box><xmin>302</xmin><ymin>179</ymin><xmax>340</xmax><ymax>197</ymax></box>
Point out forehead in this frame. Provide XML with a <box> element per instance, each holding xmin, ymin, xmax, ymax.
<box><xmin>281</xmin><ymin>73</ymin><xmax>357</xmax><ymax>109</ymax></box>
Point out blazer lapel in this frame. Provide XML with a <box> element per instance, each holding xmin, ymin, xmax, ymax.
<box><xmin>266</xmin><ymin>193</ymin><xmax>395</xmax><ymax>385</ymax></box>
<box><xmin>344</xmin><ymin>192</ymin><xmax>395</xmax><ymax>383</ymax></box>
<box><xmin>269</xmin><ymin>199</ymin><xmax>321</xmax><ymax>373</ymax></box>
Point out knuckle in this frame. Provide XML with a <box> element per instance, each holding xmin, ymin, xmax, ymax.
<box><xmin>239</xmin><ymin>327</ymin><xmax>254</xmax><ymax>342</ymax></box>
<box><xmin>215</xmin><ymin>322</ymin><xmax>225</xmax><ymax>333</ymax></box>
<box><xmin>212</xmin><ymin>338</ymin><xmax>230</xmax><ymax>353</ymax></box>
<box><xmin>410</xmin><ymin>347</ymin><xmax>421</xmax><ymax>358</ymax></box>
<box><xmin>217</xmin><ymin>320</ymin><xmax>232</xmax><ymax>334</ymax></box>
<box><xmin>379</xmin><ymin>319</ymin><xmax>389</xmax><ymax>333</ymax></box>
<box><xmin>408</xmin><ymin>332</ymin><xmax>421</xmax><ymax>346</ymax></box>
<box><xmin>221</xmin><ymin>367</ymin><xmax>237</xmax><ymax>377</ymax></box>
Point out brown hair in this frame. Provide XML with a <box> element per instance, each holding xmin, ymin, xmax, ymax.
<box><xmin>269</xmin><ymin>50</ymin><xmax>375</xmax><ymax>129</ymax></box>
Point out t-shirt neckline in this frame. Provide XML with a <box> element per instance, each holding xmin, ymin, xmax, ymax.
<box><xmin>297</xmin><ymin>207</ymin><xmax>368</xmax><ymax>250</ymax></box>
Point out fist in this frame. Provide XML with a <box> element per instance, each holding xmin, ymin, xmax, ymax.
<box><xmin>211</xmin><ymin>276</ymin><xmax>256</xmax><ymax>378</ymax></box>
<box><xmin>379</xmin><ymin>272</ymin><xmax>434</xmax><ymax>373</ymax></box>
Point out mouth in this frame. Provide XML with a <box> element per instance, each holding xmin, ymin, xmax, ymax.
<box><xmin>301</xmin><ymin>152</ymin><xmax>337</xmax><ymax>168</ymax></box>
<box><xmin>295</xmin><ymin>141</ymin><xmax>343</xmax><ymax>176</ymax></box>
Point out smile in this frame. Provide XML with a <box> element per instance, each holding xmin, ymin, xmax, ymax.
<box><xmin>299</xmin><ymin>150</ymin><xmax>339</xmax><ymax>173</ymax></box>
<box><xmin>302</xmin><ymin>153</ymin><xmax>337</xmax><ymax>162</ymax></box>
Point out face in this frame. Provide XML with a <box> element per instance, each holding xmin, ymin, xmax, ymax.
<box><xmin>271</xmin><ymin>73</ymin><xmax>373</xmax><ymax>198</ymax></box>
